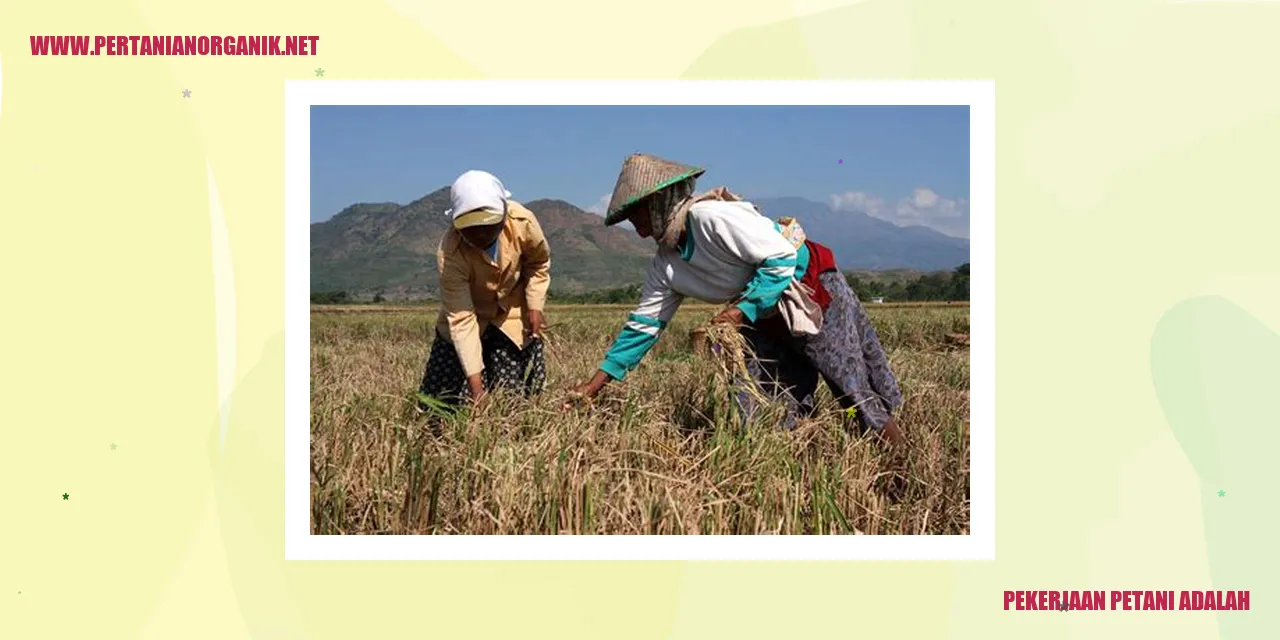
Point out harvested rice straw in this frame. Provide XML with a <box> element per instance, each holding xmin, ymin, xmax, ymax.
<box><xmin>546</xmin><ymin>325</ymin><xmax>608</xmax><ymax>411</ymax></box>
<box><xmin>696</xmin><ymin>323</ymin><xmax>749</xmax><ymax>377</ymax></box>
<box><xmin>691</xmin><ymin>318</ymin><xmax>772</xmax><ymax>407</ymax></box>
<box><xmin>527</xmin><ymin>323</ymin><xmax>568</xmax><ymax>366</ymax></box>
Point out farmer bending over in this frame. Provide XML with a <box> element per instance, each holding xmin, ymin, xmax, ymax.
<box><xmin>417</xmin><ymin>170</ymin><xmax>550</xmax><ymax>408</ymax></box>
<box><xmin>565</xmin><ymin>154</ymin><xmax>905</xmax><ymax>446</ymax></box>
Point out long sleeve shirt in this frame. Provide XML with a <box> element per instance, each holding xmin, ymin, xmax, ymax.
<box><xmin>599</xmin><ymin>200</ymin><xmax>810</xmax><ymax>381</ymax></box>
<box><xmin>435</xmin><ymin>200</ymin><xmax>550</xmax><ymax>377</ymax></box>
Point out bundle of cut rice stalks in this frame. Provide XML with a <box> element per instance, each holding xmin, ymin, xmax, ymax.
<box><xmin>690</xmin><ymin>320</ymin><xmax>771</xmax><ymax>408</ymax></box>
<box><xmin>691</xmin><ymin>323</ymin><xmax>747</xmax><ymax>373</ymax></box>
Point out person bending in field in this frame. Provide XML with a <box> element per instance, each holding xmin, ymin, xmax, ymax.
<box><xmin>416</xmin><ymin>170</ymin><xmax>550</xmax><ymax>409</ymax></box>
<box><xmin>564</xmin><ymin>153</ymin><xmax>905</xmax><ymax>446</ymax></box>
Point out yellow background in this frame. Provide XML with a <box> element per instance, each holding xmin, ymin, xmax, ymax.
<box><xmin>2</xmin><ymin>0</ymin><xmax>1276</xmax><ymax>637</ymax></box>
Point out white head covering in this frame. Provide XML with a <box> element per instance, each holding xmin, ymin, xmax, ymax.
<box><xmin>446</xmin><ymin>170</ymin><xmax>512</xmax><ymax>229</ymax></box>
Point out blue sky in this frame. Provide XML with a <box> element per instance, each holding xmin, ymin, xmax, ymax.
<box><xmin>310</xmin><ymin>105</ymin><xmax>971</xmax><ymax>237</ymax></box>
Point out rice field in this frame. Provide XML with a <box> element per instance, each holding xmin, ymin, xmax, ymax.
<box><xmin>310</xmin><ymin>303</ymin><xmax>970</xmax><ymax>535</ymax></box>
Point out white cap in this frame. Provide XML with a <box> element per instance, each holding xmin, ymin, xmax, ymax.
<box><xmin>445</xmin><ymin>170</ymin><xmax>512</xmax><ymax>229</ymax></box>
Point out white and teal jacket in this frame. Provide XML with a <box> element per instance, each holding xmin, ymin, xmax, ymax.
<box><xmin>599</xmin><ymin>200</ymin><xmax>811</xmax><ymax>381</ymax></box>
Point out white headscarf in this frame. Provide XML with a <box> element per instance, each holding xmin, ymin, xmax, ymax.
<box><xmin>445</xmin><ymin>170</ymin><xmax>512</xmax><ymax>220</ymax></box>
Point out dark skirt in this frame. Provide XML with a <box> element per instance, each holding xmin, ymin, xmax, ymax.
<box><xmin>734</xmin><ymin>271</ymin><xmax>902</xmax><ymax>432</ymax></box>
<box><xmin>417</xmin><ymin>325</ymin><xmax>547</xmax><ymax>408</ymax></box>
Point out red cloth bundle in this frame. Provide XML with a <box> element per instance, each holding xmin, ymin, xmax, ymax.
<box><xmin>801</xmin><ymin>239</ymin><xmax>838</xmax><ymax>311</ymax></box>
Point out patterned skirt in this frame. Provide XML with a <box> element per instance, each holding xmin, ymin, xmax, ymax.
<box><xmin>417</xmin><ymin>325</ymin><xmax>547</xmax><ymax>408</ymax></box>
<box><xmin>734</xmin><ymin>271</ymin><xmax>902</xmax><ymax>432</ymax></box>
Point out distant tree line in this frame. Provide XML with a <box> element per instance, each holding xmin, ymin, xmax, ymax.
<box><xmin>311</xmin><ymin>291</ymin><xmax>350</xmax><ymax>304</ymax></box>
<box><xmin>311</xmin><ymin>264</ymin><xmax>970</xmax><ymax>305</ymax></box>
<box><xmin>547</xmin><ymin>283</ymin><xmax>643</xmax><ymax>304</ymax></box>
<box><xmin>846</xmin><ymin>263</ymin><xmax>969</xmax><ymax>302</ymax></box>
<box><xmin>310</xmin><ymin>290</ymin><xmax>385</xmax><ymax>304</ymax></box>
<box><xmin>546</xmin><ymin>263</ymin><xmax>970</xmax><ymax>304</ymax></box>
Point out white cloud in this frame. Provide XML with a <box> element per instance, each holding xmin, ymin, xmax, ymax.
<box><xmin>584</xmin><ymin>193</ymin><xmax>634</xmax><ymax>230</ymax></box>
<box><xmin>828</xmin><ymin>191</ymin><xmax>886</xmax><ymax>214</ymax></box>
<box><xmin>585</xmin><ymin>193</ymin><xmax>611</xmax><ymax>216</ymax></box>
<box><xmin>911</xmin><ymin>187</ymin><xmax>940</xmax><ymax>208</ymax></box>
<box><xmin>829</xmin><ymin>187</ymin><xmax>970</xmax><ymax>239</ymax></box>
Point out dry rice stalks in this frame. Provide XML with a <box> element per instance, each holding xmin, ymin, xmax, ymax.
<box><xmin>692</xmin><ymin>319</ymin><xmax>772</xmax><ymax>408</ymax></box>
<box><xmin>695</xmin><ymin>323</ymin><xmax>748</xmax><ymax>376</ymax></box>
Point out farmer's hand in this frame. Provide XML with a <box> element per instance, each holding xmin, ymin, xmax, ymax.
<box><xmin>561</xmin><ymin>371</ymin><xmax>610</xmax><ymax>411</ymax></box>
<box><xmin>466</xmin><ymin>373</ymin><xmax>488</xmax><ymax>405</ymax></box>
<box><xmin>524</xmin><ymin>309</ymin><xmax>547</xmax><ymax>338</ymax></box>
<box><xmin>711</xmin><ymin>306</ymin><xmax>746</xmax><ymax>327</ymax></box>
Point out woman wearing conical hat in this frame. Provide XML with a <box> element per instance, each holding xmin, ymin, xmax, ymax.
<box><xmin>566</xmin><ymin>153</ymin><xmax>905</xmax><ymax>445</ymax></box>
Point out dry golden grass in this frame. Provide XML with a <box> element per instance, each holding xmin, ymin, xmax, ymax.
<box><xmin>310</xmin><ymin>305</ymin><xmax>970</xmax><ymax>535</ymax></box>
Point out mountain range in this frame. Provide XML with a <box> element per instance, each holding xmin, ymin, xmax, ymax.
<box><xmin>310</xmin><ymin>188</ymin><xmax>970</xmax><ymax>300</ymax></box>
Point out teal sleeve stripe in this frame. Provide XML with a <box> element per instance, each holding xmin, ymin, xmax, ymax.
<box><xmin>795</xmin><ymin>243</ymin><xmax>811</xmax><ymax>281</ymax></box>
<box><xmin>736</xmin><ymin>299</ymin><xmax>762</xmax><ymax>323</ymax></box>
<box><xmin>627</xmin><ymin>313</ymin><xmax>664</xmax><ymax>328</ymax></box>
<box><xmin>679</xmin><ymin>215</ymin><xmax>696</xmax><ymax>262</ymax></box>
<box><xmin>600</xmin><ymin>324</ymin><xmax>662</xmax><ymax>381</ymax></box>
<box><xmin>600</xmin><ymin>358</ymin><xmax>629</xmax><ymax>382</ymax></box>
<box><xmin>736</xmin><ymin>256</ymin><xmax>797</xmax><ymax>323</ymax></box>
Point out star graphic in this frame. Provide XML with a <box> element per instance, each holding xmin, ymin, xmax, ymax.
<box><xmin>110</xmin><ymin>443</ymin><xmax>117</xmax><ymax>450</ymax></box>
<box><xmin>182</xmin><ymin>89</ymin><xmax>191</xmax><ymax>98</ymax></box>
<box><xmin>838</xmin><ymin>159</ymin><xmax>843</xmax><ymax>164</ymax></box>
<box><xmin>62</xmin><ymin>493</ymin><xmax>69</xmax><ymax>500</ymax></box>
<box><xmin>1218</xmin><ymin>489</ymin><xmax>1226</xmax><ymax>497</ymax></box>
<box><xmin>315</xmin><ymin>68</ymin><xmax>325</xmax><ymax>77</ymax></box>
<box><xmin>844</xmin><ymin>407</ymin><xmax>858</xmax><ymax>418</ymax></box>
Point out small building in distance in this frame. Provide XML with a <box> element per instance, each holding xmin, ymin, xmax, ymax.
<box><xmin>870</xmin><ymin>296</ymin><xmax>886</xmax><ymax>304</ymax></box>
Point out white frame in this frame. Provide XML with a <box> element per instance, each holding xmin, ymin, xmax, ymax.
<box><xmin>285</xmin><ymin>80</ymin><xmax>995</xmax><ymax>560</ymax></box>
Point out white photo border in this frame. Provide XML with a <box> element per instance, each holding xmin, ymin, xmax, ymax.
<box><xmin>285</xmin><ymin>80</ymin><xmax>994</xmax><ymax>560</ymax></box>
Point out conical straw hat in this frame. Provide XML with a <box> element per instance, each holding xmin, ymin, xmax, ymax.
<box><xmin>604</xmin><ymin>153</ymin><xmax>705</xmax><ymax>226</ymax></box>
